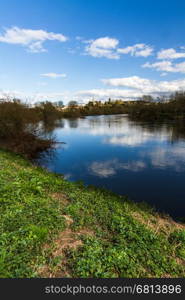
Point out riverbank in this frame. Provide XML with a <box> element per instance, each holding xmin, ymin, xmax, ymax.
<box><xmin>1</xmin><ymin>97</ymin><xmax>185</xmax><ymax>159</ymax></box>
<box><xmin>0</xmin><ymin>149</ymin><xmax>185</xmax><ymax>278</ymax></box>
<box><xmin>59</xmin><ymin>92</ymin><xmax>185</xmax><ymax>122</ymax></box>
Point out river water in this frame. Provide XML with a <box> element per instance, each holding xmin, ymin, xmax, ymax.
<box><xmin>36</xmin><ymin>114</ymin><xmax>185</xmax><ymax>219</ymax></box>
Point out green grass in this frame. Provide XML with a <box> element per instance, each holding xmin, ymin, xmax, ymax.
<box><xmin>0</xmin><ymin>150</ymin><xmax>66</xmax><ymax>277</ymax></box>
<box><xmin>0</xmin><ymin>149</ymin><xmax>184</xmax><ymax>278</ymax></box>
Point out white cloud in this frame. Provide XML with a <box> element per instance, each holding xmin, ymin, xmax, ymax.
<box><xmin>0</xmin><ymin>27</ymin><xmax>68</xmax><ymax>52</ymax></box>
<box><xmin>121</xmin><ymin>161</ymin><xmax>146</xmax><ymax>171</ymax></box>
<box><xmin>101</xmin><ymin>76</ymin><xmax>185</xmax><ymax>95</ymax></box>
<box><xmin>142</xmin><ymin>61</ymin><xmax>174</xmax><ymax>72</ymax></box>
<box><xmin>92</xmin><ymin>37</ymin><xmax>119</xmax><ymax>49</ymax></box>
<box><xmin>142</xmin><ymin>60</ymin><xmax>185</xmax><ymax>73</ymax></box>
<box><xmin>173</xmin><ymin>62</ymin><xmax>185</xmax><ymax>73</ymax></box>
<box><xmin>89</xmin><ymin>160</ymin><xmax>117</xmax><ymax>177</ymax></box>
<box><xmin>2</xmin><ymin>74</ymin><xmax>185</xmax><ymax>104</ymax></box>
<box><xmin>0</xmin><ymin>90</ymin><xmax>71</xmax><ymax>104</ymax></box>
<box><xmin>157</xmin><ymin>48</ymin><xmax>185</xmax><ymax>60</ymax></box>
<box><xmin>117</xmin><ymin>43</ymin><xmax>153</xmax><ymax>57</ymax></box>
<box><xmin>89</xmin><ymin>159</ymin><xmax>146</xmax><ymax>177</ymax></box>
<box><xmin>146</xmin><ymin>146</ymin><xmax>185</xmax><ymax>172</ymax></box>
<box><xmin>40</xmin><ymin>73</ymin><xmax>67</xmax><ymax>78</ymax></box>
<box><xmin>0</xmin><ymin>90</ymin><xmax>25</xmax><ymax>100</ymax></box>
<box><xmin>85</xmin><ymin>37</ymin><xmax>120</xmax><ymax>59</ymax></box>
<box><xmin>84</xmin><ymin>39</ymin><xmax>153</xmax><ymax>59</ymax></box>
<box><xmin>32</xmin><ymin>92</ymin><xmax>70</xmax><ymax>103</ymax></box>
<box><xmin>76</xmin><ymin>114</ymin><xmax>169</xmax><ymax>148</ymax></box>
<box><xmin>105</xmin><ymin>135</ymin><xmax>150</xmax><ymax>147</ymax></box>
<box><xmin>76</xmin><ymin>88</ymin><xmax>143</xmax><ymax>100</ymax></box>
<box><xmin>102</xmin><ymin>76</ymin><xmax>154</xmax><ymax>89</ymax></box>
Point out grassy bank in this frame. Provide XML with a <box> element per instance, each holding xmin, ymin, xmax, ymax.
<box><xmin>0</xmin><ymin>149</ymin><xmax>185</xmax><ymax>278</ymax></box>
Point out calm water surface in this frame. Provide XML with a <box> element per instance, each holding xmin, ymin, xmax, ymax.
<box><xmin>37</xmin><ymin>115</ymin><xmax>185</xmax><ymax>219</ymax></box>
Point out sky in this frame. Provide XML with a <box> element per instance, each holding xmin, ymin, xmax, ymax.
<box><xmin>0</xmin><ymin>0</ymin><xmax>185</xmax><ymax>103</ymax></box>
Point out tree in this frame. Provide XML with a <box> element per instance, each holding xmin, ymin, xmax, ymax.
<box><xmin>57</xmin><ymin>101</ymin><xmax>64</xmax><ymax>107</ymax></box>
<box><xmin>38</xmin><ymin>101</ymin><xmax>59</xmax><ymax>124</ymax></box>
<box><xmin>141</xmin><ymin>95</ymin><xmax>153</xmax><ymax>102</ymax></box>
<box><xmin>68</xmin><ymin>101</ymin><xmax>78</xmax><ymax>107</ymax></box>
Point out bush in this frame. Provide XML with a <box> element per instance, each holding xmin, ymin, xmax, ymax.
<box><xmin>0</xmin><ymin>100</ymin><xmax>54</xmax><ymax>158</ymax></box>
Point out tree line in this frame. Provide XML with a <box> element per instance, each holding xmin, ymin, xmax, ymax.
<box><xmin>0</xmin><ymin>91</ymin><xmax>185</xmax><ymax>157</ymax></box>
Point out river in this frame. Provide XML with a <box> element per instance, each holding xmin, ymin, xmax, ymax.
<box><xmin>36</xmin><ymin>114</ymin><xmax>185</xmax><ymax>220</ymax></box>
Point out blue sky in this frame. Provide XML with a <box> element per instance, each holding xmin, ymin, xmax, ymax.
<box><xmin>0</xmin><ymin>0</ymin><xmax>185</xmax><ymax>103</ymax></box>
